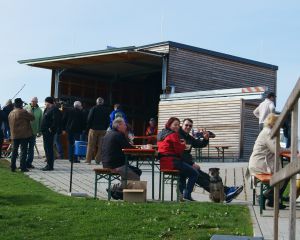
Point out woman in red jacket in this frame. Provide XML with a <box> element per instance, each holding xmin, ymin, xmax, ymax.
<box><xmin>157</xmin><ymin>117</ymin><xmax>199</xmax><ymax>201</ymax></box>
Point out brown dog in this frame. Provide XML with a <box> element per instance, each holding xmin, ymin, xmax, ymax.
<box><xmin>209</xmin><ymin>168</ymin><xmax>225</xmax><ymax>203</ymax></box>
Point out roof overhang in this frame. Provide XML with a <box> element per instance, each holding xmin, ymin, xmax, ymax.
<box><xmin>18</xmin><ymin>47</ymin><xmax>165</xmax><ymax>78</ymax></box>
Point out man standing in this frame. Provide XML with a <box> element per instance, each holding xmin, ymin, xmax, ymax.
<box><xmin>8</xmin><ymin>98</ymin><xmax>34</xmax><ymax>172</ymax></box>
<box><xmin>41</xmin><ymin>97</ymin><xmax>61</xmax><ymax>171</ymax></box>
<box><xmin>109</xmin><ymin>104</ymin><xmax>127</xmax><ymax>129</ymax></box>
<box><xmin>102</xmin><ymin>118</ymin><xmax>141</xmax><ymax>197</ymax></box>
<box><xmin>85</xmin><ymin>97</ymin><xmax>108</xmax><ymax>164</ymax></box>
<box><xmin>63</xmin><ymin>101</ymin><xmax>85</xmax><ymax>163</ymax></box>
<box><xmin>178</xmin><ymin>118</ymin><xmax>243</xmax><ymax>203</ymax></box>
<box><xmin>24</xmin><ymin>97</ymin><xmax>43</xmax><ymax>168</ymax></box>
<box><xmin>3</xmin><ymin>99</ymin><xmax>14</xmax><ymax>139</ymax></box>
<box><xmin>253</xmin><ymin>92</ymin><xmax>276</xmax><ymax>131</ymax></box>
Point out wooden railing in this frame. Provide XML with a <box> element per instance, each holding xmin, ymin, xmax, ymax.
<box><xmin>270</xmin><ymin>77</ymin><xmax>300</xmax><ymax>240</ymax></box>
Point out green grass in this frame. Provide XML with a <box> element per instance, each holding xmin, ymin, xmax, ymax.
<box><xmin>0</xmin><ymin>159</ymin><xmax>252</xmax><ymax>240</ymax></box>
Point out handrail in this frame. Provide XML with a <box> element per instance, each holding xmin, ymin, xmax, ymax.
<box><xmin>271</xmin><ymin>77</ymin><xmax>300</xmax><ymax>138</ymax></box>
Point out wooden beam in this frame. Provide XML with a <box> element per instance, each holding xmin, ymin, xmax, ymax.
<box><xmin>289</xmin><ymin>102</ymin><xmax>298</xmax><ymax>240</ymax></box>
<box><xmin>271</xmin><ymin>77</ymin><xmax>300</xmax><ymax>138</ymax></box>
<box><xmin>270</xmin><ymin>159</ymin><xmax>300</xmax><ymax>186</ymax></box>
<box><xmin>273</xmin><ymin>134</ymin><xmax>280</xmax><ymax>240</ymax></box>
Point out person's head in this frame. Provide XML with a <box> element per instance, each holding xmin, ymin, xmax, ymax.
<box><xmin>149</xmin><ymin>118</ymin><xmax>156</xmax><ymax>127</ymax></box>
<box><xmin>112</xmin><ymin>117</ymin><xmax>127</xmax><ymax>134</ymax></box>
<box><xmin>182</xmin><ymin>118</ymin><xmax>193</xmax><ymax>134</ymax></box>
<box><xmin>96</xmin><ymin>97</ymin><xmax>104</xmax><ymax>106</ymax></box>
<box><xmin>165</xmin><ymin>117</ymin><xmax>180</xmax><ymax>132</ymax></box>
<box><xmin>264</xmin><ymin>113</ymin><xmax>278</xmax><ymax>129</ymax></box>
<box><xmin>31</xmin><ymin>97</ymin><xmax>38</xmax><ymax>107</ymax></box>
<box><xmin>267</xmin><ymin>92</ymin><xmax>276</xmax><ymax>102</ymax></box>
<box><xmin>6</xmin><ymin>99</ymin><xmax>13</xmax><ymax>106</ymax></box>
<box><xmin>74</xmin><ymin>101</ymin><xmax>82</xmax><ymax>110</ymax></box>
<box><xmin>44</xmin><ymin>96</ymin><xmax>54</xmax><ymax>109</ymax></box>
<box><xmin>114</xmin><ymin>103</ymin><xmax>121</xmax><ymax>110</ymax></box>
<box><xmin>14</xmin><ymin>98</ymin><xmax>24</xmax><ymax>109</ymax></box>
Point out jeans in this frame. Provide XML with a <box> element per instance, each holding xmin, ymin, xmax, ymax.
<box><xmin>54</xmin><ymin>133</ymin><xmax>64</xmax><ymax>158</ymax></box>
<box><xmin>173</xmin><ymin>160</ymin><xmax>199</xmax><ymax>198</ymax></box>
<box><xmin>11</xmin><ymin>138</ymin><xmax>30</xmax><ymax>171</ymax></box>
<box><xmin>43</xmin><ymin>131</ymin><xmax>55</xmax><ymax>169</ymax></box>
<box><xmin>67</xmin><ymin>132</ymin><xmax>81</xmax><ymax>162</ymax></box>
<box><xmin>26</xmin><ymin>135</ymin><xmax>36</xmax><ymax>166</ymax></box>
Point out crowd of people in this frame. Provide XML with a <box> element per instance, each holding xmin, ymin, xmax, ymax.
<box><xmin>3</xmin><ymin>92</ymin><xmax>288</xmax><ymax>204</ymax></box>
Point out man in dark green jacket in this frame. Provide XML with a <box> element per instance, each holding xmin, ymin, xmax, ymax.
<box><xmin>24</xmin><ymin>97</ymin><xmax>43</xmax><ymax>168</ymax></box>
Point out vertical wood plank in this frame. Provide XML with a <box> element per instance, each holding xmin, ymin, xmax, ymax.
<box><xmin>289</xmin><ymin>102</ymin><xmax>298</xmax><ymax>240</ymax></box>
<box><xmin>273</xmin><ymin>134</ymin><xmax>280</xmax><ymax>240</ymax></box>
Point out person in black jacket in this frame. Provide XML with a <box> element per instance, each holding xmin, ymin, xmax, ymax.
<box><xmin>0</xmin><ymin>106</ymin><xmax>6</xmax><ymax>158</ymax></box>
<box><xmin>3</xmin><ymin>99</ymin><xmax>13</xmax><ymax>139</ymax></box>
<box><xmin>62</xmin><ymin>101</ymin><xmax>85</xmax><ymax>163</ymax></box>
<box><xmin>102</xmin><ymin>118</ymin><xmax>141</xmax><ymax>185</ymax></box>
<box><xmin>41</xmin><ymin>97</ymin><xmax>61</xmax><ymax>171</ymax></box>
<box><xmin>85</xmin><ymin>97</ymin><xmax>109</xmax><ymax>164</ymax></box>
<box><xmin>179</xmin><ymin>118</ymin><xmax>243</xmax><ymax>203</ymax></box>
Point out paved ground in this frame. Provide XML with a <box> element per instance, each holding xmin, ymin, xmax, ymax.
<box><xmin>6</xmin><ymin>138</ymin><xmax>300</xmax><ymax>239</ymax></box>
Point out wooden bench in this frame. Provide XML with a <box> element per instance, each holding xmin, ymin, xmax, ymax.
<box><xmin>94</xmin><ymin>168</ymin><xmax>121</xmax><ymax>200</ymax></box>
<box><xmin>252</xmin><ymin>173</ymin><xmax>272</xmax><ymax>215</ymax></box>
<box><xmin>159</xmin><ymin>169</ymin><xmax>180</xmax><ymax>202</ymax></box>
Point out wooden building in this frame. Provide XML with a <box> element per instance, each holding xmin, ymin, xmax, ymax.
<box><xmin>19</xmin><ymin>41</ymin><xmax>278</xmax><ymax>161</ymax></box>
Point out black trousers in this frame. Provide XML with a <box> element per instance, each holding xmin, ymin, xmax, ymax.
<box><xmin>43</xmin><ymin>131</ymin><xmax>55</xmax><ymax>169</ymax></box>
<box><xmin>11</xmin><ymin>138</ymin><xmax>30</xmax><ymax>171</ymax></box>
<box><xmin>196</xmin><ymin>169</ymin><xmax>229</xmax><ymax>193</ymax></box>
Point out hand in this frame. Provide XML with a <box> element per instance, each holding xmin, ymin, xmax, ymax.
<box><xmin>192</xmin><ymin>163</ymin><xmax>200</xmax><ymax>170</ymax></box>
<box><xmin>180</xmin><ymin>139</ymin><xmax>186</xmax><ymax>145</ymax></box>
<box><xmin>202</xmin><ymin>131</ymin><xmax>210</xmax><ymax>140</ymax></box>
<box><xmin>48</xmin><ymin>128</ymin><xmax>52</xmax><ymax>133</ymax></box>
<box><xmin>36</xmin><ymin>133</ymin><xmax>41</xmax><ymax>137</ymax></box>
<box><xmin>62</xmin><ymin>130</ymin><xmax>67</xmax><ymax>135</ymax></box>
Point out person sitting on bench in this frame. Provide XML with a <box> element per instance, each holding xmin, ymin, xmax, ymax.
<box><xmin>248</xmin><ymin>113</ymin><xmax>288</xmax><ymax>209</ymax></box>
<box><xmin>179</xmin><ymin>118</ymin><xmax>243</xmax><ymax>203</ymax></box>
<box><xmin>101</xmin><ymin>118</ymin><xmax>141</xmax><ymax>199</ymax></box>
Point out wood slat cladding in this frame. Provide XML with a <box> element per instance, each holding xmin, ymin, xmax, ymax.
<box><xmin>241</xmin><ymin>101</ymin><xmax>260</xmax><ymax>161</ymax></box>
<box><xmin>141</xmin><ymin>45</ymin><xmax>169</xmax><ymax>54</ymax></box>
<box><xmin>167</xmin><ymin>47</ymin><xmax>277</xmax><ymax>94</ymax></box>
<box><xmin>158</xmin><ymin>98</ymin><xmax>242</xmax><ymax>160</ymax></box>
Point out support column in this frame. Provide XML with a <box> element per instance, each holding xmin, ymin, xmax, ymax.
<box><xmin>161</xmin><ymin>56</ymin><xmax>167</xmax><ymax>92</ymax></box>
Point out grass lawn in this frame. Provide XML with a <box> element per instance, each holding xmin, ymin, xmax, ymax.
<box><xmin>0</xmin><ymin>159</ymin><xmax>252</xmax><ymax>240</ymax></box>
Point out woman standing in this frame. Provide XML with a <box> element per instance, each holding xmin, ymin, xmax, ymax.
<box><xmin>157</xmin><ymin>117</ymin><xmax>199</xmax><ymax>201</ymax></box>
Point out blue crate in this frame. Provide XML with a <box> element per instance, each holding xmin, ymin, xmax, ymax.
<box><xmin>74</xmin><ymin>141</ymin><xmax>87</xmax><ymax>156</ymax></box>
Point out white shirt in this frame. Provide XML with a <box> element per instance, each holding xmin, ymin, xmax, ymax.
<box><xmin>253</xmin><ymin>98</ymin><xmax>275</xmax><ymax>124</ymax></box>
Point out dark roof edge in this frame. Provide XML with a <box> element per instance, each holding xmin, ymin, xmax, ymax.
<box><xmin>18</xmin><ymin>46</ymin><xmax>136</xmax><ymax>64</ymax></box>
<box><xmin>139</xmin><ymin>41</ymin><xmax>278</xmax><ymax>71</ymax></box>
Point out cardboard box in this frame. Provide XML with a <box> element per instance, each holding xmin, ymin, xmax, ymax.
<box><xmin>123</xmin><ymin>181</ymin><xmax>147</xmax><ymax>203</ymax></box>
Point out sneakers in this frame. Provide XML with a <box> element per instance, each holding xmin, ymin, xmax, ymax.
<box><xmin>225</xmin><ymin>185</ymin><xmax>244</xmax><ymax>203</ymax></box>
<box><xmin>42</xmin><ymin>166</ymin><xmax>54</xmax><ymax>171</ymax></box>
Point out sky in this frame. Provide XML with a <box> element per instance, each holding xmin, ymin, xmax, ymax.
<box><xmin>0</xmin><ymin>0</ymin><xmax>299</xmax><ymax>110</ymax></box>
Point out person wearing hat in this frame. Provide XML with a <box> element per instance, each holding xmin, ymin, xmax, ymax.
<box><xmin>85</xmin><ymin>97</ymin><xmax>109</xmax><ymax>164</ymax></box>
<box><xmin>41</xmin><ymin>96</ymin><xmax>61</xmax><ymax>171</ymax></box>
<box><xmin>253</xmin><ymin>92</ymin><xmax>276</xmax><ymax>131</ymax></box>
<box><xmin>8</xmin><ymin>98</ymin><xmax>34</xmax><ymax>172</ymax></box>
<box><xmin>24</xmin><ymin>97</ymin><xmax>43</xmax><ymax>168</ymax></box>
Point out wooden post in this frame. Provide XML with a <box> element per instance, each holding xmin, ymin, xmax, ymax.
<box><xmin>289</xmin><ymin>102</ymin><xmax>298</xmax><ymax>240</ymax></box>
<box><xmin>273</xmin><ymin>133</ymin><xmax>280</xmax><ymax>240</ymax></box>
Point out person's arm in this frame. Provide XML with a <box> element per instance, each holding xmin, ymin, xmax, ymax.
<box><xmin>119</xmin><ymin>133</ymin><xmax>134</xmax><ymax>149</ymax></box>
<box><xmin>270</xmin><ymin>102</ymin><xmax>276</xmax><ymax>113</ymax></box>
<box><xmin>253</xmin><ymin>106</ymin><xmax>260</xmax><ymax>118</ymax></box>
<box><xmin>109</xmin><ymin>111</ymin><xmax>115</xmax><ymax>128</ymax></box>
<box><xmin>191</xmin><ymin>135</ymin><xmax>209</xmax><ymax>148</ymax></box>
<box><xmin>23</xmin><ymin>110</ymin><xmax>35</xmax><ymax>121</ymax></box>
<box><xmin>170</xmin><ymin>133</ymin><xmax>186</xmax><ymax>156</ymax></box>
<box><xmin>86</xmin><ymin>107</ymin><xmax>94</xmax><ymax>130</ymax></box>
<box><xmin>50</xmin><ymin>108</ymin><xmax>61</xmax><ymax>133</ymax></box>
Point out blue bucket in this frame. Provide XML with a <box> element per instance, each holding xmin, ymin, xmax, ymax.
<box><xmin>74</xmin><ymin>141</ymin><xmax>87</xmax><ymax>156</ymax></box>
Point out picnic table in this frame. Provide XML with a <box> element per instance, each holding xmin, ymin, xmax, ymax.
<box><xmin>122</xmin><ymin>148</ymin><xmax>156</xmax><ymax>200</ymax></box>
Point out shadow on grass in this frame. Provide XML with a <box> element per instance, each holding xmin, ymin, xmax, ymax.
<box><xmin>0</xmin><ymin>194</ymin><xmax>54</xmax><ymax>206</ymax></box>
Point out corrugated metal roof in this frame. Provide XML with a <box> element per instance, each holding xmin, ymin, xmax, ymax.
<box><xmin>18</xmin><ymin>41</ymin><xmax>278</xmax><ymax>71</ymax></box>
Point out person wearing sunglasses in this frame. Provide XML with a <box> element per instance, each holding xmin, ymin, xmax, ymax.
<box><xmin>179</xmin><ymin>118</ymin><xmax>243</xmax><ymax>203</ymax></box>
